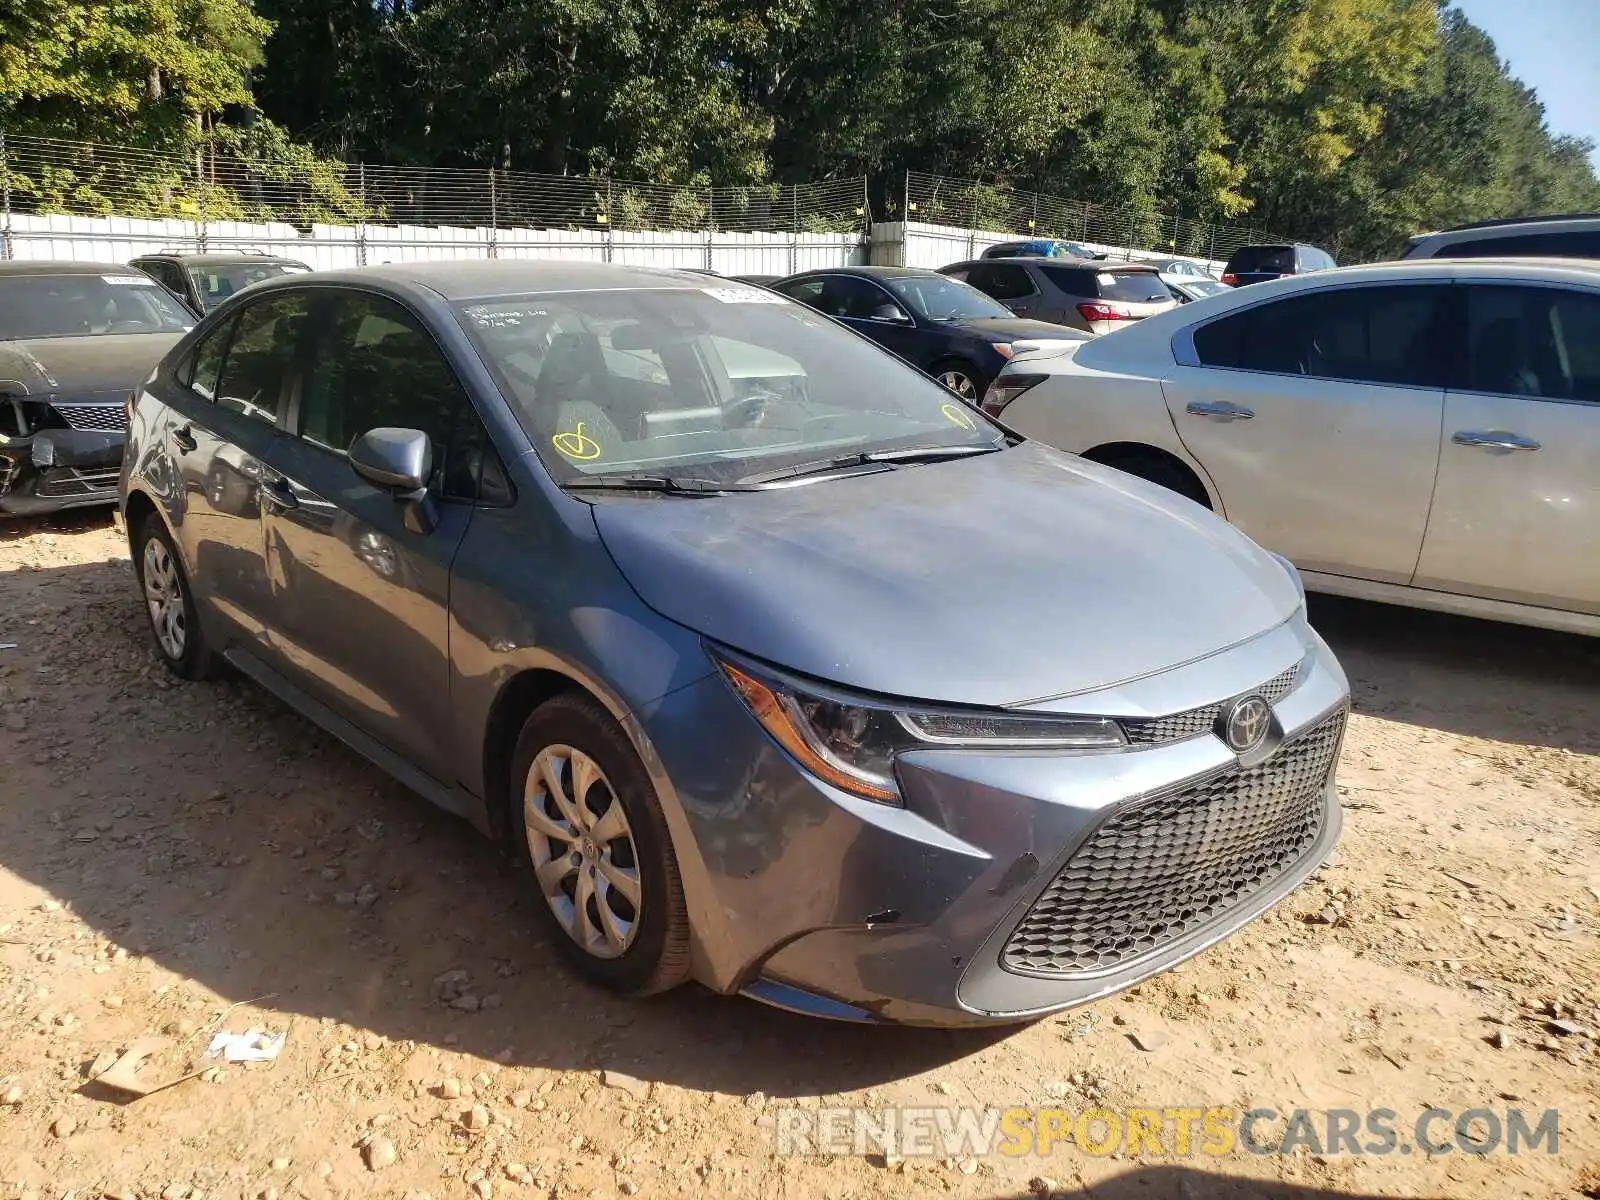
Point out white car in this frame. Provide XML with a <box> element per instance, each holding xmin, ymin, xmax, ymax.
<box><xmin>1160</xmin><ymin>274</ymin><xmax>1232</xmax><ymax>304</ymax></box>
<box><xmin>983</xmin><ymin>258</ymin><xmax>1600</xmax><ymax>636</ymax></box>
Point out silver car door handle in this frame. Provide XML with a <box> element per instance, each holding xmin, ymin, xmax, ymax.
<box><xmin>261</xmin><ymin>477</ymin><xmax>300</xmax><ymax>511</ymax></box>
<box><xmin>1451</xmin><ymin>430</ymin><xmax>1541</xmax><ymax>452</ymax></box>
<box><xmin>1186</xmin><ymin>401</ymin><xmax>1255</xmax><ymax>421</ymax></box>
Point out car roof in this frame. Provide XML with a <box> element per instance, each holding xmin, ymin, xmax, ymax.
<box><xmin>778</xmin><ymin>265</ymin><xmax>941</xmax><ymax>282</ymax></box>
<box><xmin>1437</xmin><ymin>212</ymin><xmax>1600</xmax><ymax>233</ymax></box>
<box><xmin>0</xmin><ymin>260</ymin><xmax>145</xmax><ymax>276</ymax></box>
<box><xmin>251</xmin><ymin>259</ymin><xmax>794</xmax><ymax>301</ymax></box>
<box><xmin>947</xmin><ymin>257</ymin><xmax>1154</xmax><ymax>272</ymax></box>
<box><xmin>131</xmin><ymin>251</ymin><xmax>308</xmax><ymax>266</ymax></box>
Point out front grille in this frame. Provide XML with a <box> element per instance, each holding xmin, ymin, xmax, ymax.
<box><xmin>57</xmin><ymin>404</ymin><xmax>129</xmax><ymax>432</ymax></box>
<box><xmin>1002</xmin><ymin>707</ymin><xmax>1345</xmax><ymax>977</ymax></box>
<box><xmin>36</xmin><ymin>466</ymin><xmax>121</xmax><ymax>498</ymax></box>
<box><xmin>1123</xmin><ymin>662</ymin><xmax>1300</xmax><ymax>745</ymax></box>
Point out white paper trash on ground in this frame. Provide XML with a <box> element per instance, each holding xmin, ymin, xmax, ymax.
<box><xmin>205</xmin><ymin>1028</ymin><xmax>286</xmax><ymax>1063</ymax></box>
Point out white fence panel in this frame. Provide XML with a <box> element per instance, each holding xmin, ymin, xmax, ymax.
<box><xmin>871</xmin><ymin>220</ymin><xmax>1223</xmax><ymax>273</ymax></box>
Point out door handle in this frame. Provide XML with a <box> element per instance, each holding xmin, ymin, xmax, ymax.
<box><xmin>1452</xmin><ymin>430</ymin><xmax>1540</xmax><ymax>453</ymax></box>
<box><xmin>1186</xmin><ymin>401</ymin><xmax>1255</xmax><ymax>421</ymax></box>
<box><xmin>170</xmin><ymin>425</ymin><xmax>197</xmax><ymax>454</ymax></box>
<box><xmin>261</xmin><ymin>477</ymin><xmax>299</xmax><ymax>511</ymax></box>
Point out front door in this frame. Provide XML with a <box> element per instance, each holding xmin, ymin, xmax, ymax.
<box><xmin>255</xmin><ymin>288</ymin><xmax>487</xmax><ymax>780</ymax></box>
<box><xmin>167</xmin><ymin>292</ymin><xmax>307</xmax><ymax>654</ymax></box>
<box><xmin>1413</xmin><ymin>282</ymin><xmax>1600</xmax><ymax>614</ymax></box>
<box><xmin>1166</xmin><ymin>282</ymin><xmax>1449</xmax><ymax>583</ymax></box>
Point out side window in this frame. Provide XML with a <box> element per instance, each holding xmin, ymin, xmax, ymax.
<box><xmin>214</xmin><ymin>293</ymin><xmax>308</xmax><ymax>425</ymax></box>
<box><xmin>1454</xmin><ymin>231</ymin><xmax>1600</xmax><ymax>260</ymax></box>
<box><xmin>1195</xmin><ymin>286</ymin><xmax>1447</xmax><ymax>387</ymax></box>
<box><xmin>157</xmin><ymin>262</ymin><xmax>188</xmax><ymax>297</ymax></box>
<box><xmin>185</xmin><ymin>314</ymin><xmax>237</xmax><ymax>400</ymax></box>
<box><xmin>775</xmin><ymin>278</ymin><xmax>826</xmax><ymax>310</ymax></box>
<box><xmin>977</xmin><ymin>264</ymin><xmax>1036</xmax><ymax>300</ymax></box>
<box><xmin>942</xmin><ymin>265</ymin><xmax>971</xmax><ymax>282</ymax></box>
<box><xmin>822</xmin><ymin>276</ymin><xmax>895</xmax><ymax>319</ymax></box>
<box><xmin>299</xmin><ymin>292</ymin><xmax>490</xmax><ymax>500</ymax></box>
<box><xmin>1465</xmin><ymin>285</ymin><xmax>1600</xmax><ymax>402</ymax></box>
<box><xmin>1039</xmin><ymin>265</ymin><xmax>1096</xmax><ymax>297</ymax></box>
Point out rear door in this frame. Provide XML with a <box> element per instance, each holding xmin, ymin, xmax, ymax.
<box><xmin>167</xmin><ymin>292</ymin><xmax>307</xmax><ymax>655</ymax></box>
<box><xmin>1166</xmin><ymin>282</ymin><xmax>1450</xmax><ymax>582</ymax></box>
<box><xmin>966</xmin><ymin>263</ymin><xmax>1043</xmax><ymax>318</ymax></box>
<box><xmin>1413</xmin><ymin>282</ymin><xmax>1600</xmax><ymax>614</ymax></box>
<box><xmin>255</xmin><ymin>287</ymin><xmax>489</xmax><ymax>779</ymax></box>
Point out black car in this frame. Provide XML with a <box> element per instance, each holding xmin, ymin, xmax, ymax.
<box><xmin>1219</xmin><ymin>243</ymin><xmax>1335</xmax><ymax>287</ymax></box>
<box><xmin>770</xmin><ymin>266</ymin><xmax>1087</xmax><ymax>401</ymax></box>
<box><xmin>0</xmin><ymin>261</ymin><xmax>192</xmax><ymax>515</ymax></box>
<box><xmin>129</xmin><ymin>249</ymin><xmax>311</xmax><ymax>316</ymax></box>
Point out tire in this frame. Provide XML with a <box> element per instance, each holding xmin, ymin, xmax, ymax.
<box><xmin>1096</xmin><ymin>451</ymin><xmax>1212</xmax><ymax>509</ymax></box>
<box><xmin>511</xmin><ymin>693</ymin><xmax>690</xmax><ymax>996</ymax></box>
<box><xmin>134</xmin><ymin>515</ymin><xmax>224</xmax><ymax>680</ymax></box>
<box><xmin>930</xmin><ymin>359</ymin><xmax>985</xmax><ymax>405</ymax></box>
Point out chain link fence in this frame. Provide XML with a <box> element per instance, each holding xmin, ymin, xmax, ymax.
<box><xmin>899</xmin><ymin>171</ymin><xmax>1289</xmax><ymax>263</ymax></box>
<box><xmin>0</xmin><ymin>132</ymin><xmax>869</xmax><ymax>269</ymax></box>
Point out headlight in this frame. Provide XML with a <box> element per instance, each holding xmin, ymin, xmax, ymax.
<box><xmin>980</xmin><ymin>372</ymin><xmax>1046</xmax><ymax>418</ymax></box>
<box><xmin>716</xmin><ymin>654</ymin><xmax>1126</xmax><ymax>805</ymax></box>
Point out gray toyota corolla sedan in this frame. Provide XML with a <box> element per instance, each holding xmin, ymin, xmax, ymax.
<box><xmin>120</xmin><ymin>261</ymin><xmax>1348</xmax><ymax>1026</ymax></box>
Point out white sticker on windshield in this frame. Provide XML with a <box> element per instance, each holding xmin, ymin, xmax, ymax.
<box><xmin>103</xmin><ymin>274</ymin><xmax>153</xmax><ymax>286</ymax></box>
<box><xmin>1095</xmin><ymin>273</ymin><xmax>1118</xmax><ymax>288</ymax></box>
<box><xmin>700</xmin><ymin>286</ymin><xmax>788</xmax><ymax>305</ymax></box>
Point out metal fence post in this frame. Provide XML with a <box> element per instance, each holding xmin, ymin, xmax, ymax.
<box><xmin>705</xmin><ymin>186</ymin><xmax>715</xmax><ymax>271</ymax></box>
<box><xmin>0</xmin><ymin>131</ymin><xmax>11</xmax><ymax>261</ymax></box>
<box><xmin>195</xmin><ymin>143</ymin><xmax>208</xmax><ymax>252</ymax></box>
<box><xmin>1207</xmin><ymin>223</ymin><xmax>1217</xmax><ymax>265</ymax></box>
<box><xmin>488</xmin><ymin>168</ymin><xmax>498</xmax><ymax>258</ymax></box>
<box><xmin>604</xmin><ymin>179</ymin><xmax>614</xmax><ymax>264</ymax></box>
<box><xmin>356</xmin><ymin>163</ymin><xmax>368</xmax><ymax>267</ymax></box>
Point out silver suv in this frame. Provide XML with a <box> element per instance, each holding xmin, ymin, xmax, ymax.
<box><xmin>1401</xmin><ymin>214</ymin><xmax>1600</xmax><ymax>261</ymax></box>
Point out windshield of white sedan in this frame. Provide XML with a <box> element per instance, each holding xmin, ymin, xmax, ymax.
<box><xmin>0</xmin><ymin>273</ymin><xmax>193</xmax><ymax>340</ymax></box>
<box><xmin>884</xmin><ymin>276</ymin><xmax>1012</xmax><ymax>321</ymax></box>
<box><xmin>455</xmin><ymin>287</ymin><xmax>1005</xmax><ymax>484</ymax></box>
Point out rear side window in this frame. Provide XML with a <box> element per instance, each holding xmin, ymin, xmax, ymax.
<box><xmin>969</xmin><ymin>263</ymin><xmax>1036</xmax><ymax>300</ymax></box>
<box><xmin>1226</xmin><ymin>246</ymin><xmax>1296</xmax><ymax>274</ymax></box>
<box><xmin>1095</xmin><ymin>271</ymin><xmax>1171</xmax><ymax>304</ymax></box>
<box><xmin>1448</xmin><ymin>230</ymin><xmax>1600</xmax><ymax>260</ymax></box>
<box><xmin>1038</xmin><ymin>265</ymin><xmax>1097</xmax><ymax>296</ymax></box>
<box><xmin>214</xmin><ymin>293</ymin><xmax>310</xmax><ymax>425</ymax></box>
<box><xmin>1193</xmin><ymin>285</ymin><xmax>1448</xmax><ymax>387</ymax></box>
<box><xmin>1464</xmin><ymin>284</ymin><xmax>1600</xmax><ymax>402</ymax></box>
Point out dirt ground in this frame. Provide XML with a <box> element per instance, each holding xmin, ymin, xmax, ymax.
<box><xmin>1</xmin><ymin>512</ymin><xmax>1597</xmax><ymax>1200</ymax></box>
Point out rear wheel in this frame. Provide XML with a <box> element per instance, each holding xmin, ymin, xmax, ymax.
<box><xmin>511</xmin><ymin>693</ymin><xmax>690</xmax><ymax>995</ymax></box>
<box><xmin>134</xmin><ymin>516</ymin><xmax>224</xmax><ymax>680</ymax></box>
<box><xmin>931</xmin><ymin>359</ymin><xmax>984</xmax><ymax>404</ymax></box>
<box><xmin>1092</xmin><ymin>450</ymin><xmax>1212</xmax><ymax>509</ymax></box>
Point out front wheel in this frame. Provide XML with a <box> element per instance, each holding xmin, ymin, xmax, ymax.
<box><xmin>135</xmin><ymin>516</ymin><xmax>224</xmax><ymax>680</ymax></box>
<box><xmin>511</xmin><ymin>694</ymin><xmax>691</xmax><ymax>995</ymax></box>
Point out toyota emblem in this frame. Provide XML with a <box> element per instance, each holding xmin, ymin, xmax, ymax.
<box><xmin>1221</xmin><ymin>695</ymin><xmax>1271</xmax><ymax>753</ymax></box>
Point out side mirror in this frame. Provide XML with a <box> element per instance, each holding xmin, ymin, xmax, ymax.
<box><xmin>350</xmin><ymin>427</ymin><xmax>432</xmax><ymax>492</ymax></box>
<box><xmin>349</xmin><ymin>427</ymin><xmax>438</xmax><ymax>533</ymax></box>
<box><xmin>870</xmin><ymin>303</ymin><xmax>911</xmax><ymax>323</ymax></box>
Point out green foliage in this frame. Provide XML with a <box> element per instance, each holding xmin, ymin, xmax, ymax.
<box><xmin>2</xmin><ymin>0</ymin><xmax>1596</xmax><ymax>256</ymax></box>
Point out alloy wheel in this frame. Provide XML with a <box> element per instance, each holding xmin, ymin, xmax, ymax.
<box><xmin>142</xmin><ymin>537</ymin><xmax>187</xmax><ymax>661</ymax></box>
<box><xmin>939</xmin><ymin>369</ymin><xmax>978</xmax><ymax>400</ymax></box>
<box><xmin>523</xmin><ymin>745</ymin><xmax>642</xmax><ymax>959</ymax></box>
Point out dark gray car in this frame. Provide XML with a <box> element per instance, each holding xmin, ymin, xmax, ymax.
<box><xmin>1</xmin><ymin>261</ymin><xmax>191</xmax><ymax>515</ymax></box>
<box><xmin>121</xmin><ymin>261</ymin><xmax>1348</xmax><ymax>1026</ymax></box>
<box><xmin>129</xmin><ymin>249</ymin><xmax>311</xmax><ymax>316</ymax></box>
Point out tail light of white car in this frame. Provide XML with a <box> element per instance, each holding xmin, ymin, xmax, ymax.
<box><xmin>1220</xmin><ymin>273</ymin><xmax>1239</xmax><ymax>287</ymax></box>
<box><xmin>980</xmin><ymin>373</ymin><xmax>1046</xmax><ymax>418</ymax></box>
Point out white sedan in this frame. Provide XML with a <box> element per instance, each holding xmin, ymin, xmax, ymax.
<box><xmin>983</xmin><ymin>258</ymin><xmax>1600</xmax><ymax>636</ymax></box>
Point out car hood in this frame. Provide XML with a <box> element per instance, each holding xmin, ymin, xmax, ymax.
<box><xmin>958</xmin><ymin>317</ymin><xmax>1090</xmax><ymax>342</ymax></box>
<box><xmin>591</xmin><ymin>442</ymin><xmax>1302</xmax><ymax>707</ymax></box>
<box><xmin>0</xmin><ymin>333</ymin><xmax>185</xmax><ymax>399</ymax></box>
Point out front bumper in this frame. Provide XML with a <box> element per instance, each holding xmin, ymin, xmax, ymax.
<box><xmin>0</xmin><ymin>428</ymin><xmax>125</xmax><ymax>515</ymax></box>
<box><xmin>647</xmin><ymin>612</ymin><xmax>1347</xmax><ymax>1026</ymax></box>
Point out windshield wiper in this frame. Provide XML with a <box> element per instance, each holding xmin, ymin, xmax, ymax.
<box><xmin>737</xmin><ymin>443</ymin><xmax>1002</xmax><ymax>486</ymax></box>
<box><xmin>563</xmin><ymin>474</ymin><xmax>758</xmax><ymax>496</ymax></box>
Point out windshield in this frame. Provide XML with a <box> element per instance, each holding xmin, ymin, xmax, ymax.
<box><xmin>453</xmin><ymin>285</ymin><xmax>1006</xmax><ymax>485</ymax></box>
<box><xmin>1183</xmin><ymin>280</ymin><xmax>1230</xmax><ymax>298</ymax></box>
<box><xmin>1096</xmin><ymin>271</ymin><xmax>1174</xmax><ymax>304</ymax></box>
<box><xmin>0</xmin><ymin>272</ymin><xmax>194</xmax><ymax>340</ymax></box>
<box><xmin>882</xmin><ymin>275</ymin><xmax>1012</xmax><ymax>321</ymax></box>
<box><xmin>187</xmin><ymin>262</ymin><xmax>309</xmax><ymax>311</ymax></box>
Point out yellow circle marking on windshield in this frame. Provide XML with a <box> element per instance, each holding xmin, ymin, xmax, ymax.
<box><xmin>552</xmin><ymin>422</ymin><xmax>602</xmax><ymax>461</ymax></box>
<box><xmin>941</xmin><ymin>402</ymin><xmax>978</xmax><ymax>431</ymax></box>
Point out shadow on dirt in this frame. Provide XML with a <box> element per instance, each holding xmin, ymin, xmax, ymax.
<box><xmin>1</xmin><ymin>557</ymin><xmax>1010</xmax><ymax>1099</ymax></box>
<box><xmin>1308</xmin><ymin>592</ymin><xmax>1598</xmax><ymax>754</ymax></box>
<box><xmin>979</xmin><ymin>1170</ymin><xmax>1449</xmax><ymax>1199</ymax></box>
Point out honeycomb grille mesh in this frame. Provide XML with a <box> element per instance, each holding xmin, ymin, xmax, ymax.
<box><xmin>1002</xmin><ymin>708</ymin><xmax>1345</xmax><ymax>977</ymax></box>
<box><xmin>58</xmin><ymin>404</ymin><xmax>129</xmax><ymax>432</ymax></box>
<box><xmin>1122</xmin><ymin>663</ymin><xmax>1300</xmax><ymax>746</ymax></box>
